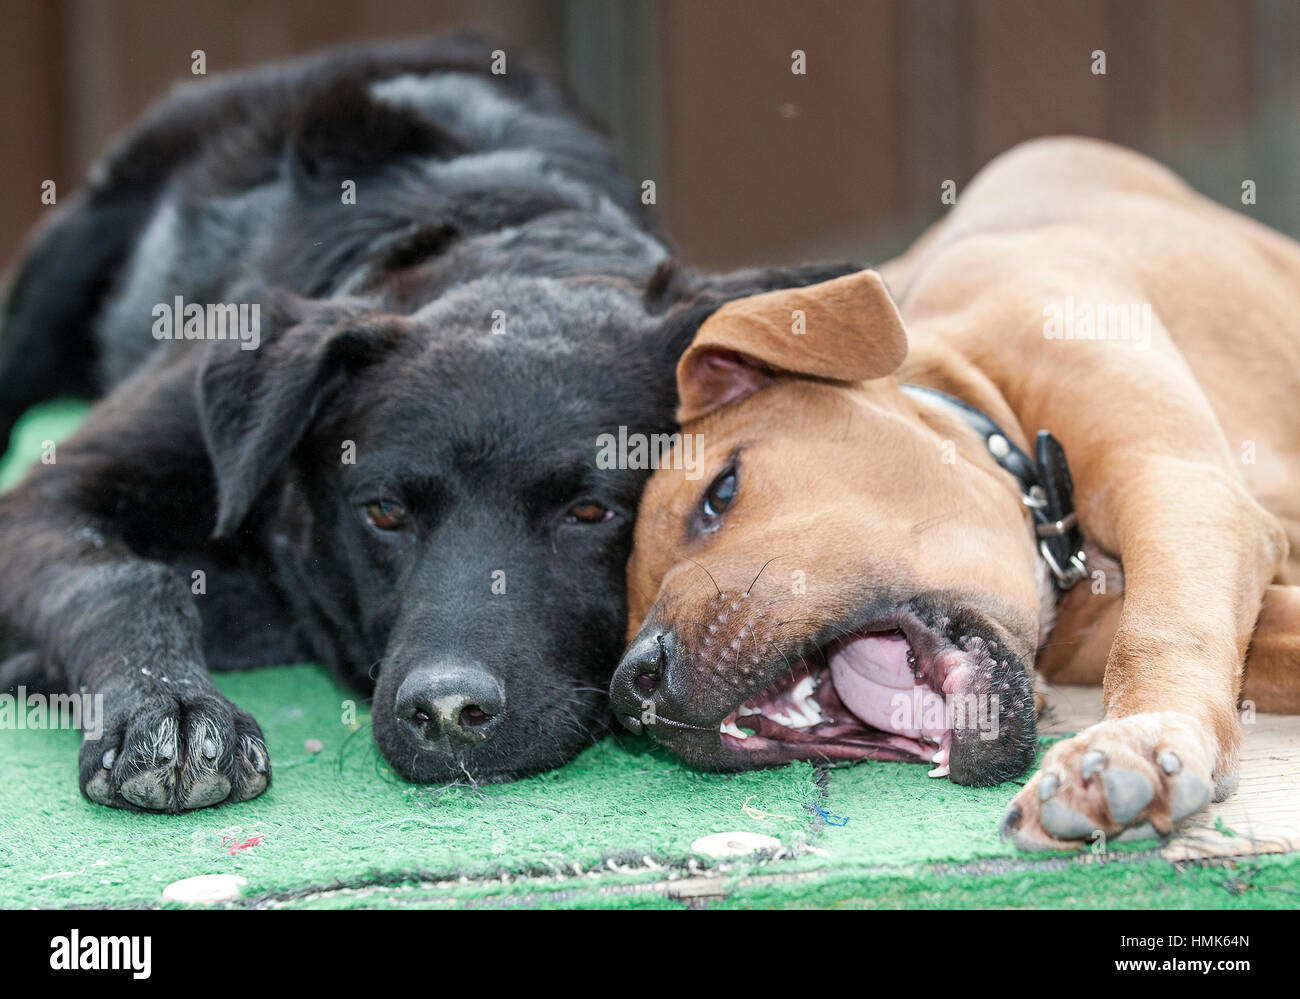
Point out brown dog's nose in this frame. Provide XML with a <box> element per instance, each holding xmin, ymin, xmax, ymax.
<box><xmin>611</xmin><ymin>629</ymin><xmax>676</xmax><ymax>733</ymax></box>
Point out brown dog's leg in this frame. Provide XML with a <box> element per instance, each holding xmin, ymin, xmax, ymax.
<box><xmin>1041</xmin><ymin>571</ymin><xmax>1300</xmax><ymax>712</ymax></box>
<box><xmin>1000</xmin><ymin>314</ymin><xmax>1290</xmax><ymax>850</ymax></box>
<box><xmin>1006</xmin><ymin>451</ymin><xmax>1286</xmax><ymax>849</ymax></box>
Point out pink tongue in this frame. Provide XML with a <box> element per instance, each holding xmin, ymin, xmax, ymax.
<box><xmin>828</xmin><ymin>633</ymin><xmax>947</xmax><ymax>740</ymax></box>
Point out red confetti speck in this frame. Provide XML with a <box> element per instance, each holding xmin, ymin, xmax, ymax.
<box><xmin>221</xmin><ymin>834</ymin><xmax>265</xmax><ymax>855</ymax></box>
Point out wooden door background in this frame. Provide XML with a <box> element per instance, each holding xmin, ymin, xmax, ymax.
<box><xmin>3</xmin><ymin>0</ymin><xmax>1298</xmax><ymax>274</ymax></box>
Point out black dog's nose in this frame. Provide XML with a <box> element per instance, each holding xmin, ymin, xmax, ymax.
<box><xmin>396</xmin><ymin>665</ymin><xmax>505</xmax><ymax>746</ymax></box>
<box><xmin>610</xmin><ymin>629</ymin><xmax>676</xmax><ymax>733</ymax></box>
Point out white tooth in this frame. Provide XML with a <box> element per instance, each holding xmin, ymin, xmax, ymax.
<box><xmin>738</xmin><ymin>706</ymin><xmax>760</xmax><ymax>716</ymax></box>
<box><xmin>769</xmin><ymin>711</ymin><xmax>795</xmax><ymax>728</ymax></box>
<box><xmin>721</xmin><ymin>722</ymin><xmax>749</xmax><ymax>740</ymax></box>
<box><xmin>792</xmin><ymin>677</ymin><xmax>815</xmax><ymax>702</ymax></box>
<box><xmin>931</xmin><ymin>749</ymin><xmax>946</xmax><ymax>764</ymax></box>
<box><xmin>928</xmin><ymin>764</ymin><xmax>951</xmax><ymax>779</ymax></box>
<box><xmin>786</xmin><ymin>703</ymin><xmax>821</xmax><ymax>729</ymax></box>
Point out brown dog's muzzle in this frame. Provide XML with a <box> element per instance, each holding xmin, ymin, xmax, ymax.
<box><xmin>611</xmin><ymin>591</ymin><xmax>1041</xmax><ymax>786</ymax></box>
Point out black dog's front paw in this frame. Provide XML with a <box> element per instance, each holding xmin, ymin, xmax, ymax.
<box><xmin>80</xmin><ymin>683</ymin><xmax>270</xmax><ymax>812</ymax></box>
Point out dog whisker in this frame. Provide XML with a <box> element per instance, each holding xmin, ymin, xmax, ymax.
<box><xmin>745</xmin><ymin>554</ymin><xmax>786</xmax><ymax>597</ymax></box>
<box><xmin>682</xmin><ymin>555</ymin><xmax>723</xmax><ymax>599</ymax></box>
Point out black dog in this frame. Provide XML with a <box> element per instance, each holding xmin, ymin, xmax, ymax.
<box><xmin>0</xmin><ymin>35</ymin><xmax>851</xmax><ymax>811</ymax></box>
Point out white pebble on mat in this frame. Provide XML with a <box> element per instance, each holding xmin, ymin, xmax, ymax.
<box><xmin>162</xmin><ymin>874</ymin><xmax>247</xmax><ymax>905</ymax></box>
<box><xmin>690</xmin><ymin>831</ymin><xmax>781</xmax><ymax>858</ymax></box>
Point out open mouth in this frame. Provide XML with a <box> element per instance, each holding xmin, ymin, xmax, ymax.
<box><xmin>717</xmin><ymin>628</ymin><xmax>971</xmax><ymax>775</ymax></box>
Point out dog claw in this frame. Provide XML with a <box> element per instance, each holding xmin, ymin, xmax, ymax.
<box><xmin>999</xmin><ymin>804</ymin><xmax>1022</xmax><ymax>840</ymax></box>
<box><xmin>1159</xmin><ymin>750</ymin><xmax>1182</xmax><ymax>775</ymax></box>
<box><xmin>247</xmin><ymin>741</ymin><xmax>268</xmax><ymax>774</ymax></box>
<box><xmin>1081</xmin><ymin>750</ymin><xmax>1107</xmax><ymax>780</ymax></box>
<box><xmin>1040</xmin><ymin>799</ymin><xmax>1098</xmax><ymax>840</ymax></box>
<box><xmin>101</xmin><ymin>748</ymin><xmax>116</xmax><ymax>769</ymax></box>
<box><xmin>1038</xmin><ymin>773</ymin><xmax>1059</xmax><ymax>800</ymax></box>
<box><xmin>1103</xmin><ymin>768</ymin><xmax>1154</xmax><ymax>824</ymax></box>
<box><xmin>1169</xmin><ymin>772</ymin><xmax>1211</xmax><ymax>823</ymax></box>
<box><xmin>202</xmin><ymin>738</ymin><xmax>218</xmax><ymax>760</ymax></box>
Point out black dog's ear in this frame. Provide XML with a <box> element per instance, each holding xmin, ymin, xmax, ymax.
<box><xmin>197</xmin><ymin>294</ymin><xmax>402</xmax><ymax>538</ymax></box>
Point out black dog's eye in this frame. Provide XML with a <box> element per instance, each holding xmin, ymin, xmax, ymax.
<box><xmin>364</xmin><ymin>499</ymin><xmax>408</xmax><ymax>532</ymax></box>
<box><xmin>565</xmin><ymin>501</ymin><xmax>614</xmax><ymax>525</ymax></box>
<box><xmin>702</xmin><ymin>467</ymin><xmax>738</xmax><ymax>524</ymax></box>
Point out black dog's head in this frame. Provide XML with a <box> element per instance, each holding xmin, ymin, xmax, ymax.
<box><xmin>194</xmin><ymin>278</ymin><xmax>663</xmax><ymax>781</ymax></box>
<box><xmin>196</xmin><ymin>253</ymin><xmax>856</xmax><ymax>783</ymax></box>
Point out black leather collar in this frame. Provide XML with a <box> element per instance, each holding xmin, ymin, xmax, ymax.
<box><xmin>902</xmin><ymin>384</ymin><xmax>1088</xmax><ymax>593</ymax></box>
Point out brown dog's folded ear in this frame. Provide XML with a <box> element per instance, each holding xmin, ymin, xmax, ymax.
<box><xmin>676</xmin><ymin>269</ymin><xmax>908</xmax><ymax>422</ymax></box>
<box><xmin>197</xmin><ymin>294</ymin><xmax>402</xmax><ymax>538</ymax></box>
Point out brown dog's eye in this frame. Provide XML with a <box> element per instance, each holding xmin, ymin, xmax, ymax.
<box><xmin>566</xmin><ymin>502</ymin><xmax>613</xmax><ymax>524</ymax></box>
<box><xmin>365</xmin><ymin>499</ymin><xmax>408</xmax><ymax>531</ymax></box>
<box><xmin>702</xmin><ymin>468</ymin><xmax>737</xmax><ymax>523</ymax></box>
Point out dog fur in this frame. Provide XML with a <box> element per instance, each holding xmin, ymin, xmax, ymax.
<box><xmin>0</xmin><ymin>34</ymin><xmax>853</xmax><ymax>810</ymax></box>
<box><xmin>612</xmin><ymin>137</ymin><xmax>1300</xmax><ymax>850</ymax></box>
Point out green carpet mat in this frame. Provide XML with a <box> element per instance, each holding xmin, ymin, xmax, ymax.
<box><xmin>2</xmin><ymin>400</ymin><xmax>1295</xmax><ymax>908</ymax></box>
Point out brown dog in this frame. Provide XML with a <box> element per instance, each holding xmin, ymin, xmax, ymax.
<box><xmin>610</xmin><ymin>137</ymin><xmax>1300</xmax><ymax>850</ymax></box>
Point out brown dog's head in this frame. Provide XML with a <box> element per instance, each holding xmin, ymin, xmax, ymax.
<box><xmin>610</xmin><ymin>270</ymin><xmax>1042</xmax><ymax>786</ymax></box>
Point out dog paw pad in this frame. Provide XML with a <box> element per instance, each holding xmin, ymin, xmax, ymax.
<box><xmin>1040</xmin><ymin>798</ymin><xmax>1097</xmax><ymax>839</ymax></box>
<box><xmin>1101</xmin><ymin>767</ymin><xmax>1154</xmax><ymax>824</ymax></box>
<box><xmin>183</xmin><ymin>772</ymin><xmax>233</xmax><ymax>810</ymax></box>
<box><xmin>121</xmin><ymin>773</ymin><xmax>171</xmax><ymax>810</ymax></box>
<box><xmin>1001</xmin><ymin>711</ymin><xmax>1221</xmax><ymax>851</ymax></box>
<box><xmin>1169</xmin><ymin>771</ymin><xmax>1211</xmax><ymax>823</ymax></box>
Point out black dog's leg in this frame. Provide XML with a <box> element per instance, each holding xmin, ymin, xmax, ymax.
<box><xmin>0</xmin><ymin>189</ymin><xmax>163</xmax><ymax>453</ymax></box>
<box><xmin>0</xmin><ymin>649</ymin><xmax>43</xmax><ymax>691</ymax></box>
<box><xmin>0</xmin><ymin>368</ymin><xmax>270</xmax><ymax>812</ymax></box>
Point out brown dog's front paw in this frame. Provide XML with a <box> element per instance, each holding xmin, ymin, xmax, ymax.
<box><xmin>999</xmin><ymin>712</ymin><xmax>1223</xmax><ymax>852</ymax></box>
<box><xmin>80</xmin><ymin>685</ymin><xmax>270</xmax><ymax>813</ymax></box>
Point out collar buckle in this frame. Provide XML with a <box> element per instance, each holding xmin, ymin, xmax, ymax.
<box><xmin>902</xmin><ymin>384</ymin><xmax>1089</xmax><ymax>596</ymax></box>
<box><xmin>1039</xmin><ymin>540</ymin><xmax>1088</xmax><ymax>589</ymax></box>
